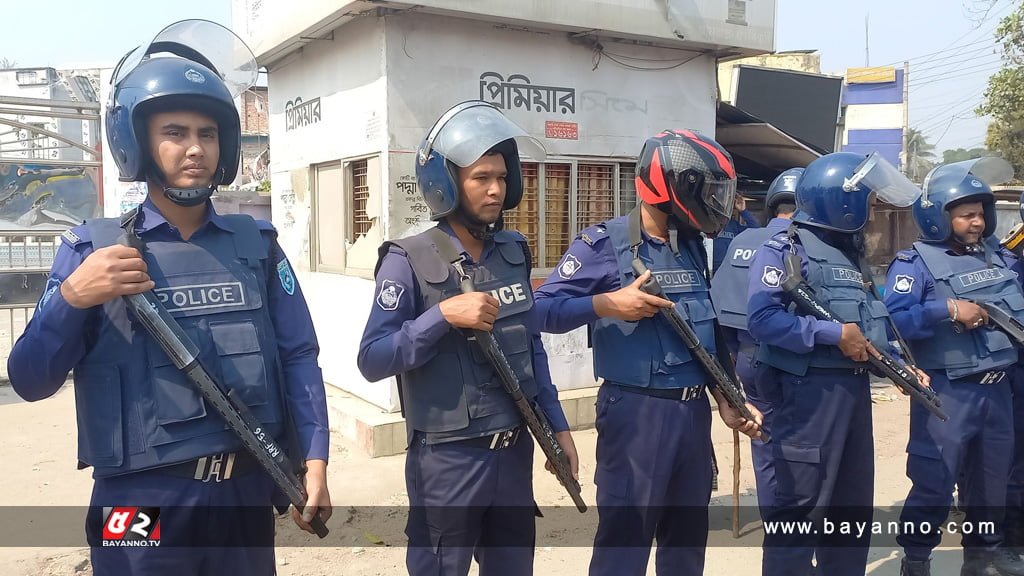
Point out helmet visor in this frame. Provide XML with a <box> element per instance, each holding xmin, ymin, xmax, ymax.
<box><xmin>845</xmin><ymin>152</ymin><xmax>921</xmax><ymax>207</ymax></box>
<box><xmin>112</xmin><ymin>19</ymin><xmax>257</xmax><ymax>98</ymax></box>
<box><xmin>702</xmin><ymin>177</ymin><xmax>737</xmax><ymax>219</ymax></box>
<box><xmin>425</xmin><ymin>101</ymin><xmax>546</xmax><ymax>167</ymax></box>
<box><xmin>923</xmin><ymin>157</ymin><xmax>1014</xmax><ymax>192</ymax></box>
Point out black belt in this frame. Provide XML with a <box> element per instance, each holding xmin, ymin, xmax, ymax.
<box><xmin>157</xmin><ymin>451</ymin><xmax>258</xmax><ymax>482</ymax></box>
<box><xmin>614</xmin><ymin>384</ymin><xmax>705</xmax><ymax>402</ymax></box>
<box><xmin>447</xmin><ymin>427</ymin><xmax>522</xmax><ymax>450</ymax></box>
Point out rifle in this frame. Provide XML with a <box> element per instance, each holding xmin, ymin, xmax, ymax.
<box><xmin>780</xmin><ymin>252</ymin><xmax>948</xmax><ymax>421</ymax></box>
<box><xmin>970</xmin><ymin>300</ymin><xmax>1024</xmax><ymax>346</ymax></box>
<box><xmin>630</xmin><ymin>259</ymin><xmax>768</xmax><ymax>442</ymax></box>
<box><xmin>456</xmin><ymin>271</ymin><xmax>587</xmax><ymax>513</ymax></box>
<box><xmin>118</xmin><ymin>213</ymin><xmax>329</xmax><ymax>538</ymax></box>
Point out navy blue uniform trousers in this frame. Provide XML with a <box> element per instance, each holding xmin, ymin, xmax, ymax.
<box><xmin>759</xmin><ymin>369</ymin><xmax>874</xmax><ymax>576</ymax></box>
<box><xmin>737</xmin><ymin>348</ymin><xmax>776</xmax><ymax>515</ymax></box>
<box><xmin>1007</xmin><ymin>369</ymin><xmax>1024</xmax><ymax>545</ymax></box>
<box><xmin>87</xmin><ymin>467</ymin><xmax>277</xmax><ymax>576</ymax></box>
<box><xmin>405</xmin><ymin>430</ymin><xmax>536</xmax><ymax>576</ymax></box>
<box><xmin>899</xmin><ymin>371</ymin><xmax>1014</xmax><ymax>560</ymax></box>
<box><xmin>588</xmin><ymin>383</ymin><xmax>713</xmax><ymax>576</ymax></box>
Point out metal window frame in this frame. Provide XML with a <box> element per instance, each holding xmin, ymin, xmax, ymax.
<box><xmin>522</xmin><ymin>156</ymin><xmax>634</xmax><ymax>276</ymax></box>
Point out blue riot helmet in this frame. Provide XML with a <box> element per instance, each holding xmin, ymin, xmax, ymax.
<box><xmin>794</xmin><ymin>152</ymin><xmax>921</xmax><ymax>233</ymax></box>
<box><xmin>106</xmin><ymin>20</ymin><xmax>258</xmax><ymax>206</ymax></box>
<box><xmin>913</xmin><ymin>157</ymin><xmax>1014</xmax><ymax>243</ymax></box>
<box><xmin>766</xmin><ymin>167</ymin><xmax>803</xmax><ymax>216</ymax></box>
<box><xmin>416</xmin><ymin>101</ymin><xmax>546</xmax><ymax>220</ymax></box>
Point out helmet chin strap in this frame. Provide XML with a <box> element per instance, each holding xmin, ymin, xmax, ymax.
<box><xmin>149</xmin><ymin>168</ymin><xmax>223</xmax><ymax>208</ymax></box>
<box><xmin>454</xmin><ymin>209</ymin><xmax>502</xmax><ymax>242</ymax></box>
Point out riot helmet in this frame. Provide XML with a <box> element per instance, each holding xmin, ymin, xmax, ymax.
<box><xmin>913</xmin><ymin>157</ymin><xmax>1013</xmax><ymax>243</ymax></box>
<box><xmin>766</xmin><ymin>167</ymin><xmax>803</xmax><ymax>217</ymax></box>
<box><xmin>416</xmin><ymin>101</ymin><xmax>545</xmax><ymax>221</ymax></box>
<box><xmin>106</xmin><ymin>20</ymin><xmax>257</xmax><ymax>206</ymax></box>
<box><xmin>794</xmin><ymin>152</ymin><xmax>920</xmax><ymax>233</ymax></box>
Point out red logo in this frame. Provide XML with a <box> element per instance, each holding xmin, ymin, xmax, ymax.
<box><xmin>102</xmin><ymin>507</ymin><xmax>161</xmax><ymax>546</ymax></box>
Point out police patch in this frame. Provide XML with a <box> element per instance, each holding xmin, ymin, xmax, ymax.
<box><xmin>558</xmin><ymin>254</ymin><xmax>582</xmax><ymax>280</ymax></box>
<box><xmin>37</xmin><ymin>276</ymin><xmax>60</xmax><ymax>311</ymax></box>
<box><xmin>893</xmin><ymin>274</ymin><xmax>915</xmax><ymax>294</ymax></box>
<box><xmin>761</xmin><ymin>265</ymin><xmax>783</xmax><ymax>288</ymax></box>
<box><xmin>276</xmin><ymin>258</ymin><xmax>295</xmax><ymax>296</ymax></box>
<box><xmin>377</xmin><ymin>279</ymin><xmax>405</xmax><ymax>311</ymax></box>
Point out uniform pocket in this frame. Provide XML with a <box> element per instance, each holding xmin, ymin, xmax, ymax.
<box><xmin>73</xmin><ymin>364</ymin><xmax>124</xmax><ymax>467</ymax></box>
<box><xmin>210</xmin><ymin>320</ymin><xmax>268</xmax><ymax>407</ymax></box>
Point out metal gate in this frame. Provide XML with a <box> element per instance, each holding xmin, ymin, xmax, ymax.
<box><xmin>0</xmin><ymin>71</ymin><xmax>102</xmax><ymax>379</ymax></box>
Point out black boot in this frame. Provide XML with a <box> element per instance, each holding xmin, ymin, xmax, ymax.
<box><xmin>901</xmin><ymin>557</ymin><xmax>931</xmax><ymax>576</ymax></box>
<box><xmin>962</xmin><ymin>548</ymin><xmax>1024</xmax><ymax>576</ymax></box>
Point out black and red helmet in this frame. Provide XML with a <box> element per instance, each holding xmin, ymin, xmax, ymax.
<box><xmin>635</xmin><ymin>129</ymin><xmax>737</xmax><ymax>235</ymax></box>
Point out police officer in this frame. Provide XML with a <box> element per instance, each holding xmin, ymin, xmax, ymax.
<box><xmin>712</xmin><ymin>192</ymin><xmax>761</xmax><ymax>273</ymax></box>
<box><xmin>1007</xmin><ymin>191</ymin><xmax>1024</xmax><ymax>553</ymax></box>
<box><xmin>711</xmin><ymin>167</ymin><xmax>802</xmax><ymax>516</ymax></box>
<box><xmin>887</xmin><ymin>158</ymin><xmax>1024</xmax><ymax>576</ymax></box>
<box><xmin>6</xmin><ymin>21</ymin><xmax>331</xmax><ymax>575</ymax></box>
<box><xmin>534</xmin><ymin>129</ymin><xmax>762</xmax><ymax>576</ymax></box>
<box><xmin>356</xmin><ymin>101</ymin><xmax>577</xmax><ymax>576</ymax></box>
<box><xmin>748</xmin><ymin>152</ymin><xmax>926</xmax><ymax>576</ymax></box>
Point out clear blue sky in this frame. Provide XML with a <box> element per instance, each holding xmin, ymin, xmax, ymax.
<box><xmin>4</xmin><ymin>0</ymin><xmax>1008</xmax><ymax>153</ymax></box>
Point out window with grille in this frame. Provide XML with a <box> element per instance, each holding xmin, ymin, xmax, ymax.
<box><xmin>350</xmin><ymin>159</ymin><xmax>372</xmax><ymax>242</ymax></box>
<box><xmin>619</xmin><ymin>162</ymin><xmax>638</xmax><ymax>215</ymax></box>
<box><xmin>544</xmin><ymin>164</ymin><xmax>572</xmax><ymax>268</ymax></box>
<box><xmin>500</xmin><ymin>159</ymin><xmax>636</xmax><ymax>274</ymax></box>
<box><xmin>577</xmin><ymin>164</ymin><xmax>615</xmax><ymax>231</ymax></box>
<box><xmin>504</xmin><ymin>162</ymin><xmax>540</xmax><ymax>265</ymax></box>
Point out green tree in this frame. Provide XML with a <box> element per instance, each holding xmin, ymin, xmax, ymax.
<box><xmin>978</xmin><ymin>3</ymin><xmax>1024</xmax><ymax>177</ymax></box>
<box><xmin>905</xmin><ymin>127</ymin><xmax>937</xmax><ymax>182</ymax></box>
<box><xmin>942</xmin><ymin>147</ymin><xmax>991</xmax><ymax>163</ymax></box>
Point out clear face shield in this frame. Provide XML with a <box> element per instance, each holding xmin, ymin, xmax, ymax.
<box><xmin>702</xmin><ymin>176</ymin><xmax>738</xmax><ymax>220</ymax></box>
<box><xmin>112</xmin><ymin>19</ymin><xmax>258</xmax><ymax>98</ymax></box>
<box><xmin>843</xmin><ymin>152</ymin><xmax>922</xmax><ymax>207</ymax></box>
<box><xmin>418</xmin><ymin>101</ymin><xmax>546</xmax><ymax>168</ymax></box>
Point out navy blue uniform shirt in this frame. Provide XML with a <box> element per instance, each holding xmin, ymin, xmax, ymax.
<box><xmin>8</xmin><ymin>198</ymin><xmax>330</xmax><ymax>461</ymax></box>
<box><xmin>357</xmin><ymin>222</ymin><xmax>569</xmax><ymax>433</ymax></box>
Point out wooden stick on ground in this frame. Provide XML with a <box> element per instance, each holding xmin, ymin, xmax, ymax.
<box><xmin>732</xmin><ymin>429</ymin><xmax>741</xmax><ymax>539</ymax></box>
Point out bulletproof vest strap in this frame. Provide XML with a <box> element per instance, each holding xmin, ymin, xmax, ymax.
<box><xmin>426</xmin><ymin>226</ymin><xmax>462</xmax><ymax>265</ymax></box>
<box><xmin>627</xmin><ymin>205</ymin><xmax>643</xmax><ymax>260</ymax></box>
<box><xmin>221</xmin><ymin>213</ymin><xmax>266</xmax><ymax>269</ymax></box>
<box><xmin>86</xmin><ymin>207</ymin><xmax>140</xmax><ymax>251</ymax></box>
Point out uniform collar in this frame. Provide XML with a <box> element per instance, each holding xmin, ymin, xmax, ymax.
<box><xmin>137</xmin><ymin>196</ymin><xmax>234</xmax><ymax>235</ymax></box>
<box><xmin>437</xmin><ymin>219</ymin><xmax>497</xmax><ymax>263</ymax></box>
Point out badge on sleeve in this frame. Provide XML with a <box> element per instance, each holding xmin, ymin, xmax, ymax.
<box><xmin>761</xmin><ymin>265</ymin><xmax>783</xmax><ymax>288</ymax></box>
<box><xmin>558</xmin><ymin>254</ymin><xmax>582</xmax><ymax>280</ymax></box>
<box><xmin>276</xmin><ymin>258</ymin><xmax>296</xmax><ymax>296</ymax></box>
<box><xmin>893</xmin><ymin>274</ymin><xmax>915</xmax><ymax>294</ymax></box>
<box><xmin>377</xmin><ymin>279</ymin><xmax>405</xmax><ymax>311</ymax></box>
<box><xmin>37</xmin><ymin>276</ymin><xmax>61</xmax><ymax>311</ymax></box>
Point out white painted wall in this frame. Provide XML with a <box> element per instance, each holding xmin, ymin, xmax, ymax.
<box><xmin>262</xmin><ymin>12</ymin><xmax>721</xmax><ymax>412</ymax></box>
<box><xmin>235</xmin><ymin>0</ymin><xmax>776</xmax><ymax>66</ymax></box>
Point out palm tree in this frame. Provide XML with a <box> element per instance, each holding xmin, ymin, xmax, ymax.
<box><xmin>905</xmin><ymin>127</ymin><xmax>936</xmax><ymax>183</ymax></box>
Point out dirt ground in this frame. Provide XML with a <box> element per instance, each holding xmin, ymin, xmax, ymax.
<box><xmin>0</xmin><ymin>383</ymin><xmax>979</xmax><ymax>575</ymax></box>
